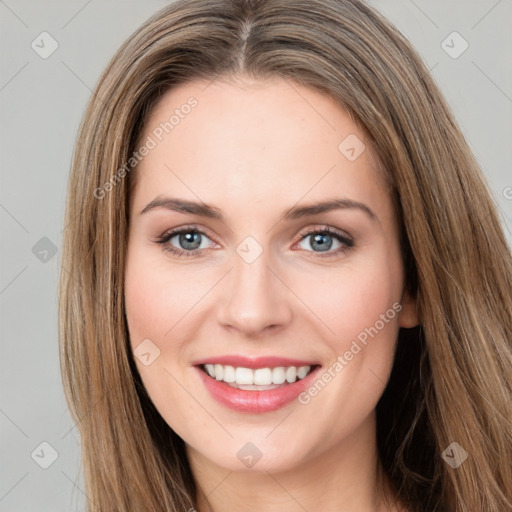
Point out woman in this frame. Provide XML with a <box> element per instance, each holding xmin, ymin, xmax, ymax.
<box><xmin>59</xmin><ymin>0</ymin><xmax>512</xmax><ymax>511</ymax></box>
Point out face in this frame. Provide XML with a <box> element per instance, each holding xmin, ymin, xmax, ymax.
<box><xmin>125</xmin><ymin>76</ymin><xmax>418</xmax><ymax>475</ymax></box>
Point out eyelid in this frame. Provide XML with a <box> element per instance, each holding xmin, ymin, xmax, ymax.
<box><xmin>295</xmin><ymin>225</ymin><xmax>353</xmax><ymax>244</ymax></box>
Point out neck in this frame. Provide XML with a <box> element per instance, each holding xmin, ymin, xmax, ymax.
<box><xmin>186</xmin><ymin>412</ymin><xmax>402</xmax><ymax>512</ymax></box>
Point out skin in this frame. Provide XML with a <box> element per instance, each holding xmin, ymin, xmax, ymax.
<box><xmin>125</xmin><ymin>75</ymin><xmax>418</xmax><ymax>512</ymax></box>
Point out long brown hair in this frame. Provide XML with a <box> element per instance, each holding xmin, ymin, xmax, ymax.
<box><xmin>59</xmin><ymin>1</ymin><xmax>512</xmax><ymax>510</ymax></box>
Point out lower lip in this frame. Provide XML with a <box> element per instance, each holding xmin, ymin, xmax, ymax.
<box><xmin>195</xmin><ymin>366</ymin><xmax>321</xmax><ymax>413</ymax></box>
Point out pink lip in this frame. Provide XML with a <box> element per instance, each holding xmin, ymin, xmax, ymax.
<box><xmin>191</xmin><ymin>355</ymin><xmax>319</xmax><ymax>369</ymax></box>
<box><xmin>194</xmin><ymin>363</ymin><xmax>322</xmax><ymax>414</ymax></box>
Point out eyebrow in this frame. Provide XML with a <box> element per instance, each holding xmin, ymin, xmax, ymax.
<box><xmin>140</xmin><ymin>196</ymin><xmax>377</xmax><ymax>222</ymax></box>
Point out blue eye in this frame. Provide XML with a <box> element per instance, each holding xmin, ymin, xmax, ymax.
<box><xmin>296</xmin><ymin>226</ymin><xmax>354</xmax><ymax>257</ymax></box>
<box><xmin>155</xmin><ymin>227</ymin><xmax>214</xmax><ymax>258</ymax></box>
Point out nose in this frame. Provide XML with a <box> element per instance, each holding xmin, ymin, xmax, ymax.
<box><xmin>217</xmin><ymin>248</ymin><xmax>293</xmax><ymax>337</ymax></box>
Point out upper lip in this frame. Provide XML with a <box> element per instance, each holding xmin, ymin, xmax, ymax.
<box><xmin>192</xmin><ymin>355</ymin><xmax>320</xmax><ymax>369</ymax></box>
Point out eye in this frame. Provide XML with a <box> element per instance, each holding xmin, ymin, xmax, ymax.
<box><xmin>155</xmin><ymin>225</ymin><xmax>354</xmax><ymax>259</ymax></box>
<box><xmin>155</xmin><ymin>226</ymin><xmax>216</xmax><ymax>258</ymax></box>
<box><xmin>295</xmin><ymin>226</ymin><xmax>354</xmax><ymax>257</ymax></box>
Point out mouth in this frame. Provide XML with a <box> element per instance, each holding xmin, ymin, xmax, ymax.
<box><xmin>193</xmin><ymin>357</ymin><xmax>322</xmax><ymax>413</ymax></box>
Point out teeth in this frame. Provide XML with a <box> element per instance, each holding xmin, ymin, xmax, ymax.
<box><xmin>235</xmin><ymin>367</ymin><xmax>254</xmax><ymax>385</ymax></box>
<box><xmin>272</xmin><ymin>367</ymin><xmax>286</xmax><ymax>384</ymax></box>
<box><xmin>203</xmin><ymin>364</ymin><xmax>313</xmax><ymax>386</ymax></box>
<box><xmin>254</xmin><ymin>368</ymin><xmax>272</xmax><ymax>385</ymax></box>
<box><xmin>223</xmin><ymin>365</ymin><xmax>235</xmax><ymax>383</ymax></box>
<box><xmin>297</xmin><ymin>366</ymin><xmax>309</xmax><ymax>379</ymax></box>
<box><xmin>285</xmin><ymin>366</ymin><xmax>297</xmax><ymax>383</ymax></box>
<box><xmin>214</xmin><ymin>364</ymin><xmax>223</xmax><ymax>381</ymax></box>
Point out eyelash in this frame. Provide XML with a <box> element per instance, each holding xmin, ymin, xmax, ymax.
<box><xmin>154</xmin><ymin>224</ymin><xmax>354</xmax><ymax>259</ymax></box>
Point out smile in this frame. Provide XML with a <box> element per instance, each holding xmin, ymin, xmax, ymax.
<box><xmin>193</xmin><ymin>356</ymin><xmax>322</xmax><ymax>413</ymax></box>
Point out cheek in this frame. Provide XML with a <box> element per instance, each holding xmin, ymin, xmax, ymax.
<box><xmin>125</xmin><ymin>267</ymin><xmax>168</xmax><ymax>347</ymax></box>
<box><xmin>290</xmin><ymin>254</ymin><xmax>403</xmax><ymax>352</ymax></box>
<box><xmin>124</xmin><ymin>245</ymin><xmax>198</xmax><ymax>348</ymax></box>
<box><xmin>295</xmin><ymin>279</ymin><xmax>402</xmax><ymax>444</ymax></box>
<box><xmin>124</xmin><ymin>242</ymin><xmax>212</xmax><ymax>417</ymax></box>
<box><xmin>124</xmin><ymin>247</ymin><xmax>197</xmax><ymax>426</ymax></box>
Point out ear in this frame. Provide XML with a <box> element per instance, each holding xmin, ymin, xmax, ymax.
<box><xmin>398</xmin><ymin>288</ymin><xmax>419</xmax><ymax>328</ymax></box>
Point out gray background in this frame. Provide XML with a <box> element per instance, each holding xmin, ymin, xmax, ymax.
<box><xmin>1</xmin><ymin>1</ymin><xmax>511</xmax><ymax>510</ymax></box>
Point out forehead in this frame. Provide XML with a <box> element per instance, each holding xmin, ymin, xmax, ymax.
<box><xmin>131</xmin><ymin>76</ymin><xmax>390</xmax><ymax>220</ymax></box>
